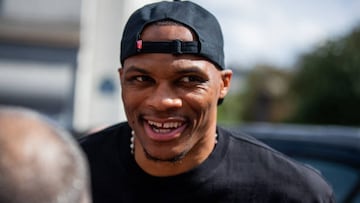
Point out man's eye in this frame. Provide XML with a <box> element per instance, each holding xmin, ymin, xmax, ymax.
<box><xmin>180</xmin><ymin>76</ymin><xmax>204</xmax><ymax>83</ymax></box>
<box><xmin>135</xmin><ymin>76</ymin><xmax>152</xmax><ymax>82</ymax></box>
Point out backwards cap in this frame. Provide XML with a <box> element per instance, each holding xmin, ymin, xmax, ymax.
<box><xmin>120</xmin><ymin>1</ymin><xmax>225</xmax><ymax>70</ymax></box>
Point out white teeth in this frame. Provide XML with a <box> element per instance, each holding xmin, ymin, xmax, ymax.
<box><xmin>147</xmin><ymin>120</ymin><xmax>182</xmax><ymax>129</ymax></box>
<box><xmin>148</xmin><ymin>120</ymin><xmax>162</xmax><ymax>128</ymax></box>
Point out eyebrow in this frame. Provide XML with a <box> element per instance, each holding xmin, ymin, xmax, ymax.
<box><xmin>124</xmin><ymin>66</ymin><xmax>150</xmax><ymax>74</ymax></box>
<box><xmin>124</xmin><ymin>65</ymin><xmax>206</xmax><ymax>75</ymax></box>
<box><xmin>174</xmin><ymin>66</ymin><xmax>208</xmax><ymax>77</ymax></box>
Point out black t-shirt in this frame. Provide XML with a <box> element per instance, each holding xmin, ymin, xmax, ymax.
<box><xmin>80</xmin><ymin>122</ymin><xmax>335</xmax><ymax>203</ymax></box>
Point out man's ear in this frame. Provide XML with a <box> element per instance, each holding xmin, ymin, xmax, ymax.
<box><xmin>219</xmin><ymin>69</ymin><xmax>232</xmax><ymax>99</ymax></box>
<box><xmin>118</xmin><ymin>67</ymin><xmax>123</xmax><ymax>81</ymax></box>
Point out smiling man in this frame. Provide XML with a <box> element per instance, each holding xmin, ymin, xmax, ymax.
<box><xmin>80</xmin><ymin>1</ymin><xmax>335</xmax><ymax>202</ymax></box>
<box><xmin>119</xmin><ymin>19</ymin><xmax>231</xmax><ymax>177</ymax></box>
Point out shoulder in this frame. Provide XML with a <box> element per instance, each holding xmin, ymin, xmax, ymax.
<box><xmin>217</xmin><ymin>126</ymin><xmax>335</xmax><ymax>202</ymax></box>
<box><xmin>79</xmin><ymin>122</ymin><xmax>131</xmax><ymax>153</ymax></box>
<box><xmin>217</xmin><ymin>126</ymin><xmax>276</xmax><ymax>152</ymax></box>
<box><xmin>218</xmin><ymin>126</ymin><xmax>325</xmax><ymax>177</ymax></box>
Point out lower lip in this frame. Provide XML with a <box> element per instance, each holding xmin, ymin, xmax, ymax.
<box><xmin>143</xmin><ymin>121</ymin><xmax>187</xmax><ymax>141</ymax></box>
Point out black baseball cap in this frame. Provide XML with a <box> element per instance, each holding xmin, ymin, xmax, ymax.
<box><xmin>120</xmin><ymin>0</ymin><xmax>225</xmax><ymax>70</ymax></box>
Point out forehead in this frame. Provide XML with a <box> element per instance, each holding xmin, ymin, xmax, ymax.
<box><xmin>140</xmin><ymin>23</ymin><xmax>197</xmax><ymax>42</ymax></box>
<box><xmin>123</xmin><ymin>53</ymin><xmax>216</xmax><ymax>73</ymax></box>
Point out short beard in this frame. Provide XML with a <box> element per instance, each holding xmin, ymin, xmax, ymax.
<box><xmin>143</xmin><ymin>148</ymin><xmax>188</xmax><ymax>163</ymax></box>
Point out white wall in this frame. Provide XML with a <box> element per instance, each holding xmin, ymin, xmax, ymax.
<box><xmin>73</xmin><ymin>0</ymin><xmax>156</xmax><ymax>132</ymax></box>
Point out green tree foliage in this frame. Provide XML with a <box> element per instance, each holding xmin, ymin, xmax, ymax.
<box><xmin>240</xmin><ymin>65</ymin><xmax>293</xmax><ymax>123</ymax></box>
<box><xmin>289</xmin><ymin>25</ymin><xmax>360</xmax><ymax>126</ymax></box>
<box><xmin>217</xmin><ymin>91</ymin><xmax>244</xmax><ymax>125</ymax></box>
<box><xmin>217</xmin><ymin>65</ymin><xmax>293</xmax><ymax>125</ymax></box>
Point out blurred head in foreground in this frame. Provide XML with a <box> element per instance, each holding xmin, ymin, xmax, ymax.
<box><xmin>0</xmin><ymin>106</ymin><xmax>91</xmax><ymax>203</ymax></box>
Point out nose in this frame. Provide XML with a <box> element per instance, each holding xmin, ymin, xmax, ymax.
<box><xmin>146</xmin><ymin>83</ymin><xmax>182</xmax><ymax>111</ymax></box>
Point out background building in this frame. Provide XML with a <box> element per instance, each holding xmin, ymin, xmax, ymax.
<box><xmin>0</xmin><ymin>0</ymin><xmax>154</xmax><ymax>132</ymax></box>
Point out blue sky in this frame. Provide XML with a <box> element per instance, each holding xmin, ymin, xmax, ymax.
<box><xmin>193</xmin><ymin>0</ymin><xmax>360</xmax><ymax>69</ymax></box>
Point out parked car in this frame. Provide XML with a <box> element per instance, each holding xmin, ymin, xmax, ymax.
<box><xmin>231</xmin><ymin>123</ymin><xmax>360</xmax><ymax>203</ymax></box>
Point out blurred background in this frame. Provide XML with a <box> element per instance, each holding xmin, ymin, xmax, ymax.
<box><xmin>0</xmin><ymin>0</ymin><xmax>359</xmax><ymax>132</ymax></box>
<box><xmin>1</xmin><ymin>1</ymin><xmax>360</xmax><ymax>202</ymax></box>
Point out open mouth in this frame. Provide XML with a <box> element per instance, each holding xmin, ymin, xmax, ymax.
<box><xmin>148</xmin><ymin>120</ymin><xmax>184</xmax><ymax>133</ymax></box>
<box><xmin>143</xmin><ymin>118</ymin><xmax>187</xmax><ymax>141</ymax></box>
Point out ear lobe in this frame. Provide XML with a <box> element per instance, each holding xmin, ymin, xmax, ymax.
<box><xmin>219</xmin><ymin>70</ymin><xmax>232</xmax><ymax>99</ymax></box>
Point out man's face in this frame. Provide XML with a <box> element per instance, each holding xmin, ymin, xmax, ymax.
<box><xmin>119</xmin><ymin>23</ymin><xmax>231</xmax><ymax>162</ymax></box>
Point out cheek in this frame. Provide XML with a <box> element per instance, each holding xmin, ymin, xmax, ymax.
<box><xmin>184</xmin><ymin>87</ymin><xmax>218</xmax><ymax>116</ymax></box>
<box><xmin>122</xmin><ymin>89</ymin><xmax>142</xmax><ymax>118</ymax></box>
<box><xmin>184</xmin><ymin>91</ymin><xmax>218</xmax><ymax>136</ymax></box>
<box><xmin>122</xmin><ymin>84</ymin><xmax>144</xmax><ymax>103</ymax></box>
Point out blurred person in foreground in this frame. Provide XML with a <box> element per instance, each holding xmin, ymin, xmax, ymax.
<box><xmin>0</xmin><ymin>106</ymin><xmax>91</xmax><ymax>203</ymax></box>
<box><xmin>80</xmin><ymin>1</ymin><xmax>335</xmax><ymax>202</ymax></box>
